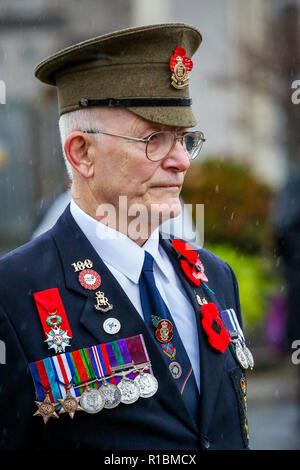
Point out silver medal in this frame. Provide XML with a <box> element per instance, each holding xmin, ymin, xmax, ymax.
<box><xmin>79</xmin><ymin>387</ymin><xmax>105</xmax><ymax>414</ymax></box>
<box><xmin>117</xmin><ymin>377</ymin><xmax>140</xmax><ymax>404</ymax></box>
<box><xmin>134</xmin><ymin>372</ymin><xmax>158</xmax><ymax>398</ymax></box>
<box><xmin>234</xmin><ymin>341</ymin><xmax>249</xmax><ymax>370</ymax></box>
<box><xmin>101</xmin><ymin>382</ymin><xmax>121</xmax><ymax>409</ymax></box>
<box><xmin>243</xmin><ymin>344</ymin><xmax>254</xmax><ymax>370</ymax></box>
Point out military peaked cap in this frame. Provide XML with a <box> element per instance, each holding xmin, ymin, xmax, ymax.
<box><xmin>35</xmin><ymin>23</ymin><xmax>202</xmax><ymax>127</ymax></box>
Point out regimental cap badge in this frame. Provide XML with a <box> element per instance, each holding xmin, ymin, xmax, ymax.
<box><xmin>170</xmin><ymin>47</ymin><xmax>193</xmax><ymax>90</ymax></box>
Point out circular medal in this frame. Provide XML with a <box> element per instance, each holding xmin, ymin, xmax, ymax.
<box><xmin>79</xmin><ymin>387</ymin><xmax>105</xmax><ymax>414</ymax></box>
<box><xmin>79</xmin><ymin>269</ymin><xmax>101</xmax><ymax>290</ymax></box>
<box><xmin>101</xmin><ymin>382</ymin><xmax>121</xmax><ymax>409</ymax></box>
<box><xmin>117</xmin><ymin>378</ymin><xmax>140</xmax><ymax>404</ymax></box>
<box><xmin>103</xmin><ymin>318</ymin><xmax>121</xmax><ymax>335</ymax></box>
<box><xmin>243</xmin><ymin>344</ymin><xmax>254</xmax><ymax>370</ymax></box>
<box><xmin>155</xmin><ymin>319</ymin><xmax>173</xmax><ymax>343</ymax></box>
<box><xmin>134</xmin><ymin>373</ymin><xmax>158</xmax><ymax>398</ymax></box>
<box><xmin>234</xmin><ymin>342</ymin><xmax>249</xmax><ymax>370</ymax></box>
<box><xmin>169</xmin><ymin>361</ymin><xmax>182</xmax><ymax>379</ymax></box>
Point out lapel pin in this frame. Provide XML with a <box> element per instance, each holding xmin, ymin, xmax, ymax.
<box><xmin>169</xmin><ymin>361</ymin><xmax>182</xmax><ymax>380</ymax></box>
<box><xmin>195</xmin><ymin>294</ymin><xmax>208</xmax><ymax>306</ymax></box>
<box><xmin>94</xmin><ymin>291</ymin><xmax>113</xmax><ymax>313</ymax></box>
<box><xmin>71</xmin><ymin>259</ymin><xmax>94</xmax><ymax>272</ymax></box>
<box><xmin>155</xmin><ymin>319</ymin><xmax>173</xmax><ymax>343</ymax></box>
<box><xmin>103</xmin><ymin>318</ymin><xmax>121</xmax><ymax>335</ymax></box>
<box><xmin>78</xmin><ymin>269</ymin><xmax>101</xmax><ymax>290</ymax></box>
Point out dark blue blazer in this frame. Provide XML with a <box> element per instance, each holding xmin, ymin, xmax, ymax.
<box><xmin>0</xmin><ymin>206</ymin><xmax>249</xmax><ymax>450</ymax></box>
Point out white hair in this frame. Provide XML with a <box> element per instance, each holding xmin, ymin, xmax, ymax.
<box><xmin>58</xmin><ymin>107</ymin><xmax>102</xmax><ymax>180</ymax></box>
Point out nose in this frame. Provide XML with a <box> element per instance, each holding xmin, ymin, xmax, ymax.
<box><xmin>162</xmin><ymin>138</ymin><xmax>190</xmax><ymax>172</ymax></box>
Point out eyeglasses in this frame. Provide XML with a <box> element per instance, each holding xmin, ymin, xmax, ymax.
<box><xmin>82</xmin><ymin>129</ymin><xmax>206</xmax><ymax>162</ymax></box>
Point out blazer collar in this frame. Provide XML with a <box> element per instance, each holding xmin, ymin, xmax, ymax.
<box><xmin>51</xmin><ymin>205</ymin><xmax>199</xmax><ymax>435</ymax></box>
<box><xmin>70</xmin><ymin>199</ymin><xmax>166</xmax><ymax>285</ymax></box>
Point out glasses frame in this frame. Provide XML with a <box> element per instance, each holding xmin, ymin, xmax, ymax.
<box><xmin>81</xmin><ymin>129</ymin><xmax>206</xmax><ymax>162</ymax></box>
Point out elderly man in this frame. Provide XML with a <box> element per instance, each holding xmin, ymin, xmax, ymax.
<box><xmin>0</xmin><ymin>24</ymin><xmax>252</xmax><ymax>450</ymax></box>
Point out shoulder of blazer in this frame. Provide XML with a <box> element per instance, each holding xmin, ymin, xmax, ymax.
<box><xmin>0</xmin><ymin>229</ymin><xmax>56</xmax><ymax>272</ymax></box>
<box><xmin>0</xmin><ymin>225</ymin><xmax>61</xmax><ymax>303</ymax></box>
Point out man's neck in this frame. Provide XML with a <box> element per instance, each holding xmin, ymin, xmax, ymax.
<box><xmin>71</xmin><ymin>193</ymin><xmax>158</xmax><ymax>247</ymax></box>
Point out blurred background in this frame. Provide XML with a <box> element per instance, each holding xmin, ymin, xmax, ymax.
<box><xmin>0</xmin><ymin>0</ymin><xmax>300</xmax><ymax>449</ymax></box>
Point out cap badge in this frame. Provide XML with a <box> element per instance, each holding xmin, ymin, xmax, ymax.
<box><xmin>170</xmin><ymin>47</ymin><xmax>193</xmax><ymax>90</ymax></box>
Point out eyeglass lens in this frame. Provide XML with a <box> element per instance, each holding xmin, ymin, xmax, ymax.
<box><xmin>146</xmin><ymin>131</ymin><xmax>203</xmax><ymax>161</ymax></box>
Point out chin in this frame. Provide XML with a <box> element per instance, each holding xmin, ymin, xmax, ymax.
<box><xmin>150</xmin><ymin>198</ymin><xmax>182</xmax><ymax>224</ymax></box>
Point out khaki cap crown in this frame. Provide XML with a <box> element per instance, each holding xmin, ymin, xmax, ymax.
<box><xmin>35</xmin><ymin>23</ymin><xmax>202</xmax><ymax>127</ymax></box>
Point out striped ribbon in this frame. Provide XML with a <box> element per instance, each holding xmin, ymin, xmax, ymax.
<box><xmin>220</xmin><ymin>308</ymin><xmax>245</xmax><ymax>343</ymax></box>
<box><xmin>28</xmin><ymin>334</ymin><xmax>150</xmax><ymax>404</ymax></box>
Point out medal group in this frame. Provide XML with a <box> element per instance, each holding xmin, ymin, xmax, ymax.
<box><xmin>30</xmin><ymin>249</ymin><xmax>254</xmax><ymax>425</ymax></box>
<box><xmin>29</xmin><ymin>334</ymin><xmax>158</xmax><ymax>424</ymax></box>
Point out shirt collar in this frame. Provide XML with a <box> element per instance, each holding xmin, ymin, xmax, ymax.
<box><xmin>70</xmin><ymin>199</ymin><xmax>168</xmax><ymax>283</ymax></box>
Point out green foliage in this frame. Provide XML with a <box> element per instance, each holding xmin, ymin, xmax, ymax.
<box><xmin>182</xmin><ymin>157</ymin><xmax>279</xmax><ymax>326</ymax></box>
<box><xmin>182</xmin><ymin>158</ymin><xmax>274</xmax><ymax>253</ymax></box>
<box><xmin>205</xmin><ymin>243</ymin><xmax>279</xmax><ymax>328</ymax></box>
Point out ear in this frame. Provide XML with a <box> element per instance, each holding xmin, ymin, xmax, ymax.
<box><xmin>64</xmin><ymin>132</ymin><xmax>94</xmax><ymax>178</ymax></box>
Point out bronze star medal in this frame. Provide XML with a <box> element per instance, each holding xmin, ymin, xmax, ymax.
<box><xmin>33</xmin><ymin>393</ymin><xmax>59</xmax><ymax>424</ymax></box>
<box><xmin>57</xmin><ymin>389</ymin><xmax>83</xmax><ymax>419</ymax></box>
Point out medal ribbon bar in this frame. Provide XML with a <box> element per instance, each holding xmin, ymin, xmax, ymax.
<box><xmin>29</xmin><ymin>334</ymin><xmax>153</xmax><ymax>406</ymax></box>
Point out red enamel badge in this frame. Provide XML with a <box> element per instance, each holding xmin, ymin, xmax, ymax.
<box><xmin>78</xmin><ymin>269</ymin><xmax>101</xmax><ymax>290</ymax></box>
<box><xmin>170</xmin><ymin>47</ymin><xmax>193</xmax><ymax>90</ymax></box>
<box><xmin>171</xmin><ymin>239</ymin><xmax>208</xmax><ymax>286</ymax></box>
<box><xmin>170</xmin><ymin>47</ymin><xmax>193</xmax><ymax>72</ymax></box>
<box><xmin>201</xmin><ymin>303</ymin><xmax>230</xmax><ymax>353</ymax></box>
<box><xmin>155</xmin><ymin>319</ymin><xmax>173</xmax><ymax>343</ymax></box>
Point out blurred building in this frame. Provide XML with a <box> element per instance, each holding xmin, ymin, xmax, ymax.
<box><xmin>0</xmin><ymin>0</ymin><xmax>299</xmax><ymax>250</ymax></box>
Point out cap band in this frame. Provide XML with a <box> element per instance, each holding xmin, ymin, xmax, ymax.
<box><xmin>78</xmin><ymin>98</ymin><xmax>192</xmax><ymax>108</ymax></box>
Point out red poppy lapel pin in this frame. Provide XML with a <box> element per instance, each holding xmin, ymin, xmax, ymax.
<box><xmin>171</xmin><ymin>239</ymin><xmax>213</xmax><ymax>290</ymax></box>
<box><xmin>201</xmin><ymin>302</ymin><xmax>230</xmax><ymax>353</ymax></box>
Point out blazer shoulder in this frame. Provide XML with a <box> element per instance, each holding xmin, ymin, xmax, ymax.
<box><xmin>198</xmin><ymin>246</ymin><xmax>231</xmax><ymax>272</ymax></box>
<box><xmin>0</xmin><ymin>229</ymin><xmax>58</xmax><ymax>286</ymax></box>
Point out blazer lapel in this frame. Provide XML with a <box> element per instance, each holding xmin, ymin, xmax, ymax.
<box><xmin>160</xmin><ymin>237</ymin><xmax>228</xmax><ymax>437</ymax></box>
<box><xmin>50</xmin><ymin>206</ymin><xmax>198</xmax><ymax>435</ymax></box>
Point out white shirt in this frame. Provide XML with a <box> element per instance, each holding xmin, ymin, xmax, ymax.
<box><xmin>70</xmin><ymin>200</ymin><xmax>200</xmax><ymax>391</ymax></box>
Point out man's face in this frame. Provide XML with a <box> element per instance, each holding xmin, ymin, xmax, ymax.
<box><xmin>84</xmin><ymin>108</ymin><xmax>191</xmax><ymax>231</ymax></box>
